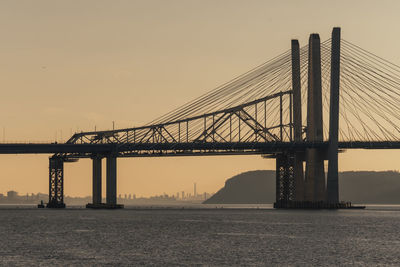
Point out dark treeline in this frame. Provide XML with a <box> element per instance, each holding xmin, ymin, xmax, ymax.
<box><xmin>204</xmin><ymin>170</ymin><xmax>400</xmax><ymax>204</ymax></box>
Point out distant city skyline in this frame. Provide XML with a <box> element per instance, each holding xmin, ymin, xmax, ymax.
<box><xmin>0</xmin><ymin>185</ymin><xmax>215</xmax><ymax>202</ymax></box>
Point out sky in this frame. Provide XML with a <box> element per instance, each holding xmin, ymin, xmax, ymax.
<box><xmin>0</xmin><ymin>0</ymin><xmax>399</xmax><ymax>197</ymax></box>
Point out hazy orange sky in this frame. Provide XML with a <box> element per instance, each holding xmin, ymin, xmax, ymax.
<box><xmin>0</xmin><ymin>0</ymin><xmax>399</xmax><ymax>197</ymax></box>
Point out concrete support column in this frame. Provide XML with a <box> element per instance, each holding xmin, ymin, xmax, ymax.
<box><xmin>92</xmin><ymin>156</ymin><xmax>102</xmax><ymax>204</ymax></box>
<box><xmin>305</xmin><ymin>34</ymin><xmax>325</xmax><ymax>202</ymax></box>
<box><xmin>106</xmin><ymin>155</ymin><xmax>117</xmax><ymax>205</ymax></box>
<box><xmin>327</xmin><ymin>27</ymin><xmax>341</xmax><ymax>203</ymax></box>
<box><xmin>291</xmin><ymin>39</ymin><xmax>304</xmax><ymax>201</ymax></box>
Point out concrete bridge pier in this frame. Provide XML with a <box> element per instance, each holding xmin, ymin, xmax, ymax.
<box><xmin>291</xmin><ymin>39</ymin><xmax>305</xmax><ymax>202</ymax></box>
<box><xmin>304</xmin><ymin>33</ymin><xmax>326</xmax><ymax>202</ymax></box>
<box><xmin>106</xmin><ymin>155</ymin><xmax>117</xmax><ymax>206</ymax></box>
<box><xmin>327</xmin><ymin>27</ymin><xmax>341</xmax><ymax>203</ymax></box>
<box><xmin>86</xmin><ymin>156</ymin><xmax>104</xmax><ymax>208</ymax></box>
<box><xmin>92</xmin><ymin>156</ymin><xmax>102</xmax><ymax>205</ymax></box>
<box><xmin>106</xmin><ymin>155</ymin><xmax>123</xmax><ymax>208</ymax></box>
<box><xmin>86</xmin><ymin>154</ymin><xmax>123</xmax><ymax>209</ymax></box>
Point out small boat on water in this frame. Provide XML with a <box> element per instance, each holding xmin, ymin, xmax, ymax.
<box><xmin>37</xmin><ymin>200</ymin><xmax>45</xmax><ymax>208</ymax></box>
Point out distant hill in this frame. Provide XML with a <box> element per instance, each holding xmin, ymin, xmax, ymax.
<box><xmin>204</xmin><ymin>170</ymin><xmax>400</xmax><ymax>204</ymax></box>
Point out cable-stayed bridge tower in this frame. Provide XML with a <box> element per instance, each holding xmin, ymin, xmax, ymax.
<box><xmin>327</xmin><ymin>28</ymin><xmax>341</xmax><ymax>204</ymax></box>
<box><xmin>274</xmin><ymin>28</ymin><xmax>342</xmax><ymax>208</ymax></box>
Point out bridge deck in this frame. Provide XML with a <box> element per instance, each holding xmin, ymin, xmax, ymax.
<box><xmin>0</xmin><ymin>141</ymin><xmax>397</xmax><ymax>158</ymax></box>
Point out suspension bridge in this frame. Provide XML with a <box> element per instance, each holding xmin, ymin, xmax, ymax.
<box><xmin>2</xmin><ymin>27</ymin><xmax>400</xmax><ymax>208</ymax></box>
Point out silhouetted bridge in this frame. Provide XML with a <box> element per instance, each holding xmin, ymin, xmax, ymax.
<box><xmin>0</xmin><ymin>141</ymin><xmax>399</xmax><ymax>155</ymax></box>
<box><xmin>1</xmin><ymin>28</ymin><xmax>400</xmax><ymax>208</ymax></box>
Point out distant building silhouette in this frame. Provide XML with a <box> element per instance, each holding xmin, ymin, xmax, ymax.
<box><xmin>7</xmin><ymin>190</ymin><xmax>18</xmax><ymax>201</ymax></box>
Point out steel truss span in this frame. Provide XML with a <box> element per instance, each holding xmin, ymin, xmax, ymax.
<box><xmin>67</xmin><ymin>90</ymin><xmax>294</xmax><ymax>146</ymax></box>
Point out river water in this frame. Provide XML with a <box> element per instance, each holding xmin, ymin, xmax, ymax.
<box><xmin>0</xmin><ymin>205</ymin><xmax>399</xmax><ymax>266</ymax></box>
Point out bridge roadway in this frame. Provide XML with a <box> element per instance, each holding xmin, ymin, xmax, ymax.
<box><xmin>0</xmin><ymin>141</ymin><xmax>398</xmax><ymax>157</ymax></box>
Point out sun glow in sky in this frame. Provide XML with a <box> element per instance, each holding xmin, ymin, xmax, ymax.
<box><xmin>0</xmin><ymin>0</ymin><xmax>399</xmax><ymax>197</ymax></box>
